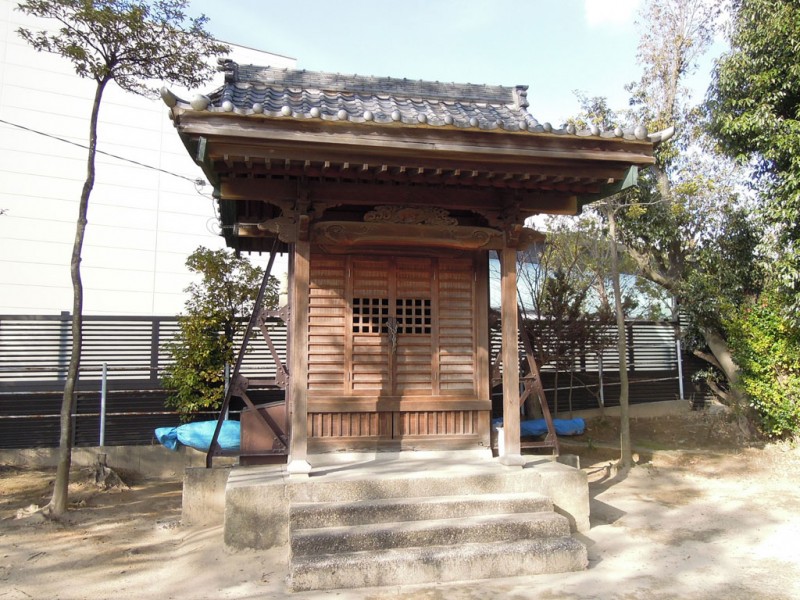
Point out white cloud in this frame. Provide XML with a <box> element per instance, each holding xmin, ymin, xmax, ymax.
<box><xmin>584</xmin><ymin>0</ymin><xmax>641</xmax><ymax>29</ymax></box>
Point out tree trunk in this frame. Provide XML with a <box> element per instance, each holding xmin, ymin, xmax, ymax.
<box><xmin>625</xmin><ymin>243</ymin><xmax>747</xmax><ymax>407</ymax></box>
<box><xmin>700</xmin><ymin>326</ymin><xmax>747</xmax><ymax>407</ymax></box>
<box><xmin>608</xmin><ymin>203</ymin><xmax>633</xmax><ymax>470</ymax></box>
<box><xmin>48</xmin><ymin>77</ymin><xmax>109</xmax><ymax>517</ymax></box>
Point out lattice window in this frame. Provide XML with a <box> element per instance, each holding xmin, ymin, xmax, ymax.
<box><xmin>396</xmin><ymin>298</ymin><xmax>432</xmax><ymax>335</ymax></box>
<box><xmin>352</xmin><ymin>297</ymin><xmax>389</xmax><ymax>333</ymax></box>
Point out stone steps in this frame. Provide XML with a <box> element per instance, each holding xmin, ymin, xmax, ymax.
<box><xmin>291</xmin><ymin>491</ymin><xmax>553</xmax><ymax>529</ymax></box>
<box><xmin>287</xmin><ymin>491</ymin><xmax>587</xmax><ymax>591</ymax></box>
<box><xmin>293</xmin><ymin>511</ymin><xmax>569</xmax><ymax>555</ymax></box>
<box><xmin>290</xmin><ymin>536</ymin><xmax>587</xmax><ymax>591</ymax></box>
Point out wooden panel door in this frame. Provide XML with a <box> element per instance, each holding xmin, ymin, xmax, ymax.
<box><xmin>306</xmin><ymin>251</ymin><xmax>488</xmax><ymax>451</ymax></box>
<box><xmin>307</xmin><ymin>253</ymin><xmax>478</xmax><ymax>399</ymax></box>
<box><xmin>350</xmin><ymin>257</ymin><xmax>392</xmax><ymax>393</ymax></box>
<box><xmin>394</xmin><ymin>257</ymin><xmax>434</xmax><ymax>395</ymax></box>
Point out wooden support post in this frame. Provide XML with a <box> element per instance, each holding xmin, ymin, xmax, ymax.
<box><xmin>500</xmin><ymin>247</ymin><xmax>524</xmax><ymax>465</ymax></box>
<box><xmin>287</xmin><ymin>239</ymin><xmax>312</xmax><ymax>476</ymax></box>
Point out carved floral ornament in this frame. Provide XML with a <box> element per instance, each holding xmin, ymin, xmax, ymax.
<box><xmin>364</xmin><ymin>205</ymin><xmax>458</xmax><ymax>226</ymax></box>
<box><xmin>245</xmin><ymin>204</ymin><xmax>542</xmax><ymax>249</ymax></box>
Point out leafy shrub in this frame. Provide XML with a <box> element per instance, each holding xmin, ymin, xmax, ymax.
<box><xmin>161</xmin><ymin>247</ymin><xmax>277</xmax><ymax>420</ymax></box>
<box><xmin>726</xmin><ymin>292</ymin><xmax>800</xmax><ymax>436</ymax></box>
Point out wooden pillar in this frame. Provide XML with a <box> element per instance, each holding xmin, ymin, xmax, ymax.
<box><xmin>287</xmin><ymin>239</ymin><xmax>312</xmax><ymax>475</ymax></box>
<box><xmin>500</xmin><ymin>246</ymin><xmax>524</xmax><ymax>465</ymax></box>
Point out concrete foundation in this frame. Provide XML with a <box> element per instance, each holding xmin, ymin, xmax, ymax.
<box><xmin>216</xmin><ymin>452</ymin><xmax>589</xmax><ymax>551</ymax></box>
<box><xmin>0</xmin><ymin>445</ymin><xmax>236</xmax><ymax>479</ymax></box>
<box><xmin>182</xmin><ymin>466</ymin><xmax>232</xmax><ymax>526</ymax></box>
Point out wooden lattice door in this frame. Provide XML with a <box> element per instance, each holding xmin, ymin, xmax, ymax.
<box><xmin>350</xmin><ymin>256</ymin><xmax>434</xmax><ymax>396</ymax></box>
<box><xmin>306</xmin><ymin>251</ymin><xmax>490</xmax><ymax>450</ymax></box>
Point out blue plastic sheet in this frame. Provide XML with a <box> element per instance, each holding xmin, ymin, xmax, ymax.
<box><xmin>491</xmin><ymin>417</ymin><xmax>585</xmax><ymax>437</ymax></box>
<box><xmin>155</xmin><ymin>420</ymin><xmax>241</xmax><ymax>452</ymax></box>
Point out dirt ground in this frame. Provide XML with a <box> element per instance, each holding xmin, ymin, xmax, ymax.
<box><xmin>2</xmin><ymin>410</ymin><xmax>800</xmax><ymax>600</ymax></box>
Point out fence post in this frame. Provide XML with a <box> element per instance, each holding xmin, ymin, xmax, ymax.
<box><xmin>598</xmin><ymin>354</ymin><xmax>605</xmax><ymax>411</ymax></box>
<box><xmin>58</xmin><ymin>310</ymin><xmax>70</xmax><ymax>383</ymax></box>
<box><xmin>676</xmin><ymin>339</ymin><xmax>685</xmax><ymax>400</ymax></box>
<box><xmin>99</xmin><ymin>362</ymin><xmax>108</xmax><ymax>446</ymax></box>
<box><xmin>627</xmin><ymin>323</ymin><xmax>635</xmax><ymax>372</ymax></box>
<box><xmin>150</xmin><ymin>319</ymin><xmax>160</xmax><ymax>384</ymax></box>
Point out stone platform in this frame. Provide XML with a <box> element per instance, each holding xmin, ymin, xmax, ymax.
<box><xmin>183</xmin><ymin>451</ymin><xmax>590</xmax><ymax>591</ymax></box>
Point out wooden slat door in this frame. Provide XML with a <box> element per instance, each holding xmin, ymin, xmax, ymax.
<box><xmin>394</xmin><ymin>257</ymin><xmax>434</xmax><ymax>395</ymax></box>
<box><xmin>306</xmin><ymin>251</ymin><xmax>488</xmax><ymax>451</ymax></box>
<box><xmin>350</xmin><ymin>257</ymin><xmax>391</xmax><ymax>393</ymax></box>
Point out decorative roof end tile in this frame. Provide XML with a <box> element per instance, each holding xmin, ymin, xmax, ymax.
<box><xmin>190</xmin><ymin>94</ymin><xmax>210</xmax><ymax>111</ymax></box>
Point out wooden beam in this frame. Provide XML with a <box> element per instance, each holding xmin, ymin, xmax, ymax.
<box><xmin>287</xmin><ymin>240</ymin><xmax>312</xmax><ymax>476</ymax></box>
<box><xmin>206</xmin><ymin>140</ymin><xmax>636</xmax><ymax>184</ymax></box>
<box><xmin>475</xmin><ymin>252</ymin><xmax>491</xmax><ymax>428</ymax></box>
<box><xmin>500</xmin><ymin>246</ymin><xmax>524</xmax><ymax>465</ymax></box>
<box><xmin>176</xmin><ymin>113</ymin><xmax>656</xmax><ymax>166</ymax></box>
<box><xmin>218</xmin><ymin>178</ymin><xmax>581</xmax><ymax>218</ymax></box>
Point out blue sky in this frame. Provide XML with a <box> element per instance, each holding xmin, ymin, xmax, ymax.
<box><xmin>188</xmin><ymin>0</ymin><xmax>682</xmax><ymax>125</ymax></box>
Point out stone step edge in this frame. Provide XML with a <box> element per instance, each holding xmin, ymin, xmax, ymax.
<box><xmin>289</xmin><ymin>535</ymin><xmax>588</xmax><ymax>592</ymax></box>
<box><xmin>291</xmin><ymin>511</ymin><xmax>569</xmax><ymax>556</ymax></box>
<box><xmin>290</xmin><ymin>491</ymin><xmax>553</xmax><ymax>528</ymax></box>
<box><xmin>290</xmin><ymin>470</ymin><xmax>560</xmax><ymax>503</ymax></box>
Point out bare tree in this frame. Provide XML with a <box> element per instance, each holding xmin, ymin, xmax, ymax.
<box><xmin>17</xmin><ymin>0</ymin><xmax>228</xmax><ymax>517</ymax></box>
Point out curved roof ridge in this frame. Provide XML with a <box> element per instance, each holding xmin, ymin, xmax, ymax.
<box><xmin>220</xmin><ymin>59</ymin><xmax>527</xmax><ymax>107</ymax></box>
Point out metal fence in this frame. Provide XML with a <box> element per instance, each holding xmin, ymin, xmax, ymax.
<box><xmin>0</xmin><ymin>314</ymin><xmax>286</xmax><ymax>448</ymax></box>
<box><xmin>491</xmin><ymin>319</ymin><xmax>707</xmax><ymax>417</ymax></box>
<box><xmin>1</xmin><ymin>314</ymin><xmax>705</xmax><ymax>448</ymax></box>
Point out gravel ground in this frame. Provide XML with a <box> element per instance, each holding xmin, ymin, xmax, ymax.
<box><xmin>2</xmin><ymin>413</ymin><xmax>799</xmax><ymax>599</ymax></box>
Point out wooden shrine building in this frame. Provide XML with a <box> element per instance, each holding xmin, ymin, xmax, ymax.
<box><xmin>162</xmin><ymin>61</ymin><xmax>666</xmax><ymax>474</ymax></box>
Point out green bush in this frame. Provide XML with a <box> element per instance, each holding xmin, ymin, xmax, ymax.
<box><xmin>726</xmin><ymin>292</ymin><xmax>800</xmax><ymax>436</ymax></box>
<box><xmin>161</xmin><ymin>247</ymin><xmax>277</xmax><ymax>420</ymax></box>
<box><xmin>162</xmin><ymin>313</ymin><xmax>231</xmax><ymax>418</ymax></box>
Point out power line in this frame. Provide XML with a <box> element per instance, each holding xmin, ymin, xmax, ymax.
<box><xmin>0</xmin><ymin>117</ymin><xmax>204</xmax><ymax>185</ymax></box>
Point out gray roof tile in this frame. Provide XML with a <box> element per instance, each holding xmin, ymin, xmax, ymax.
<box><xmin>170</xmin><ymin>59</ymin><xmax>657</xmax><ymax>142</ymax></box>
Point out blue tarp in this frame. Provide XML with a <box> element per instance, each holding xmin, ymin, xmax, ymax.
<box><xmin>492</xmin><ymin>417</ymin><xmax>585</xmax><ymax>437</ymax></box>
<box><xmin>155</xmin><ymin>420</ymin><xmax>241</xmax><ymax>452</ymax></box>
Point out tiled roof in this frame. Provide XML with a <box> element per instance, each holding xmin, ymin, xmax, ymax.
<box><xmin>164</xmin><ymin>59</ymin><xmax>669</xmax><ymax>142</ymax></box>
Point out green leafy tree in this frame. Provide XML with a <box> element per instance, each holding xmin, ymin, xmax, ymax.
<box><xmin>613</xmin><ymin>0</ymin><xmax>762</xmax><ymax>412</ymax></box>
<box><xmin>162</xmin><ymin>247</ymin><xmax>278</xmax><ymax>419</ymax></box>
<box><xmin>562</xmin><ymin>0</ymin><xmax>763</xmax><ymax>456</ymax></box>
<box><xmin>706</xmin><ymin>0</ymin><xmax>800</xmax><ymax>435</ymax></box>
<box><xmin>516</xmin><ymin>226</ymin><xmax>616</xmax><ymax>418</ymax></box>
<box><xmin>707</xmin><ymin>0</ymin><xmax>800</xmax><ymax>311</ymax></box>
<box><xmin>725</xmin><ymin>292</ymin><xmax>800</xmax><ymax>437</ymax></box>
<box><xmin>16</xmin><ymin>0</ymin><xmax>228</xmax><ymax>516</ymax></box>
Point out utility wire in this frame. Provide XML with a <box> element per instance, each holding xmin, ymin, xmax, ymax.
<box><xmin>0</xmin><ymin>117</ymin><xmax>204</xmax><ymax>185</ymax></box>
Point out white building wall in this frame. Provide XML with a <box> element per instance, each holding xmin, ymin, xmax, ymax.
<box><xmin>0</xmin><ymin>0</ymin><xmax>295</xmax><ymax>315</ymax></box>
